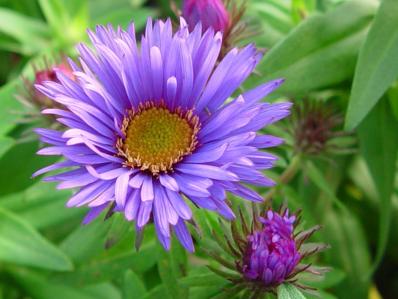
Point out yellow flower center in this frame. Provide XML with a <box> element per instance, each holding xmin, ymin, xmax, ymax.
<box><xmin>117</xmin><ymin>103</ymin><xmax>200</xmax><ymax>174</ymax></box>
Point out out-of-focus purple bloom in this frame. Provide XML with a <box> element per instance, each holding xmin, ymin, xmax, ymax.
<box><xmin>33</xmin><ymin>18</ymin><xmax>290</xmax><ymax>252</ymax></box>
<box><xmin>242</xmin><ymin>210</ymin><xmax>301</xmax><ymax>286</ymax></box>
<box><xmin>183</xmin><ymin>0</ymin><xmax>230</xmax><ymax>32</ymax></box>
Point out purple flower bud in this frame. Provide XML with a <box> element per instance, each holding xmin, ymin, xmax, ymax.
<box><xmin>209</xmin><ymin>206</ymin><xmax>328</xmax><ymax>296</ymax></box>
<box><xmin>183</xmin><ymin>0</ymin><xmax>230</xmax><ymax>32</ymax></box>
<box><xmin>241</xmin><ymin>209</ymin><xmax>301</xmax><ymax>287</ymax></box>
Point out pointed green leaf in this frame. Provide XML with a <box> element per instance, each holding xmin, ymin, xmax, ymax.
<box><xmin>0</xmin><ymin>208</ymin><xmax>73</xmax><ymax>271</ymax></box>
<box><xmin>53</xmin><ymin>241</ymin><xmax>159</xmax><ymax>286</ymax></box>
<box><xmin>0</xmin><ymin>137</ymin><xmax>14</xmax><ymax>159</ymax></box>
<box><xmin>0</xmin><ymin>140</ymin><xmax>57</xmax><ymax>196</ymax></box>
<box><xmin>0</xmin><ymin>81</ymin><xmax>22</xmax><ymax>136</ymax></box>
<box><xmin>278</xmin><ymin>284</ymin><xmax>306</xmax><ymax>299</ymax></box>
<box><xmin>345</xmin><ymin>0</ymin><xmax>398</xmax><ymax>129</ymax></box>
<box><xmin>11</xmin><ymin>269</ymin><xmax>119</xmax><ymax>299</ymax></box>
<box><xmin>323</xmin><ymin>208</ymin><xmax>371</xmax><ymax>298</ymax></box>
<box><xmin>122</xmin><ymin>270</ymin><xmax>147</xmax><ymax>299</ymax></box>
<box><xmin>60</xmin><ymin>216</ymin><xmax>112</xmax><ymax>264</ymax></box>
<box><xmin>358</xmin><ymin>98</ymin><xmax>398</xmax><ymax>276</ymax></box>
<box><xmin>158</xmin><ymin>245</ymin><xmax>187</xmax><ymax>299</ymax></box>
<box><xmin>38</xmin><ymin>0</ymin><xmax>69</xmax><ymax>33</ymax></box>
<box><xmin>305</xmin><ymin>161</ymin><xmax>345</xmax><ymax>210</ymax></box>
<box><xmin>0</xmin><ymin>8</ymin><xmax>49</xmax><ymax>54</ymax></box>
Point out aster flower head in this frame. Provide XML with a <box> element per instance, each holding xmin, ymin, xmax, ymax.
<box><xmin>209</xmin><ymin>207</ymin><xmax>328</xmax><ymax>296</ymax></box>
<box><xmin>183</xmin><ymin>0</ymin><xmax>230</xmax><ymax>33</ymax></box>
<box><xmin>34</xmin><ymin>18</ymin><xmax>291</xmax><ymax>252</ymax></box>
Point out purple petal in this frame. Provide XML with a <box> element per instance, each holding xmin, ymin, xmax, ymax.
<box><xmin>82</xmin><ymin>203</ymin><xmax>109</xmax><ymax>224</ymax></box>
<box><xmin>115</xmin><ymin>171</ymin><xmax>131</xmax><ymax>208</ymax></box>
<box><xmin>174</xmin><ymin>219</ymin><xmax>194</xmax><ymax>252</ymax></box>
<box><xmin>159</xmin><ymin>174</ymin><xmax>179</xmax><ymax>191</ymax></box>
<box><xmin>177</xmin><ymin>163</ymin><xmax>238</xmax><ymax>181</ymax></box>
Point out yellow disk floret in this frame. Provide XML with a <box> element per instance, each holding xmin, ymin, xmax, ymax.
<box><xmin>117</xmin><ymin>103</ymin><xmax>200</xmax><ymax>174</ymax></box>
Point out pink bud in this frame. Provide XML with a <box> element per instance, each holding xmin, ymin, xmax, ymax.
<box><xmin>34</xmin><ymin>63</ymin><xmax>73</xmax><ymax>86</ymax></box>
<box><xmin>33</xmin><ymin>62</ymin><xmax>74</xmax><ymax>106</ymax></box>
<box><xmin>183</xmin><ymin>0</ymin><xmax>230</xmax><ymax>32</ymax></box>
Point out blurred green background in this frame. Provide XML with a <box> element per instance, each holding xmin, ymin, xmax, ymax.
<box><xmin>0</xmin><ymin>0</ymin><xmax>397</xmax><ymax>298</ymax></box>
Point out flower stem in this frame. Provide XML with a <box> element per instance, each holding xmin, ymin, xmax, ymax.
<box><xmin>263</xmin><ymin>155</ymin><xmax>302</xmax><ymax>203</ymax></box>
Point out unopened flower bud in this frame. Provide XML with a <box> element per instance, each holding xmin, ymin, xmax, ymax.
<box><xmin>183</xmin><ymin>0</ymin><xmax>230</xmax><ymax>32</ymax></box>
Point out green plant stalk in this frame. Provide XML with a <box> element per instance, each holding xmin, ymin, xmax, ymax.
<box><xmin>263</xmin><ymin>155</ymin><xmax>301</xmax><ymax>204</ymax></box>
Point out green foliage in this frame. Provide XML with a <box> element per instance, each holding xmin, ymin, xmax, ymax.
<box><xmin>0</xmin><ymin>8</ymin><xmax>50</xmax><ymax>54</ymax></box>
<box><xmin>277</xmin><ymin>284</ymin><xmax>306</xmax><ymax>299</ymax></box>
<box><xmin>358</xmin><ymin>98</ymin><xmax>398</xmax><ymax>276</ymax></box>
<box><xmin>0</xmin><ymin>207</ymin><xmax>73</xmax><ymax>271</ymax></box>
<box><xmin>246</xmin><ymin>0</ymin><xmax>378</xmax><ymax>95</ymax></box>
<box><xmin>345</xmin><ymin>0</ymin><xmax>398</xmax><ymax>130</ymax></box>
<box><xmin>122</xmin><ymin>270</ymin><xmax>147</xmax><ymax>299</ymax></box>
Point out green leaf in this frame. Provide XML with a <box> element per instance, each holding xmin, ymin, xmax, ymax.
<box><xmin>307</xmin><ymin>291</ymin><xmax>338</xmax><ymax>299</ymax></box>
<box><xmin>247</xmin><ymin>0</ymin><xmax>378</xmax><ymax>94</ymax></box>
<box><xmin>0</xmin><ymin>140</ymin><xmax>57</xmax><ymax>196</ymax></box>
<box><xmin>247</xmin><ymin>0</ymin><xmax>294</xmax><ymax>47</ymax></box>
<box><xmin>60</xmin><ymin>214</ymin><xmax>112</xmax><ymax>264</ymax></box>
<box><xmin>0</xmin><ymin>137</ymin><xmax>14</xmax><ymax>159</ymax></box>
<box><xmin>278</xmin><ymin>284</ymin><xmax>306</xmax><ymax>299</ymax></box>
<box><xmin>104</xmin><ymin>213</ymin><xmax>132</xmax><ymax>250</ymax></box>
<box><xmin>142</xmin><ymin>284</ymin><xmax>166</xmax><ymax>299</ymax></box>
<box><xmin>0</xmin><ymin>181</ymin><xmax>80</xmax><ymax>230</ymax></box>
<box><xmin>158</xmin><ymin>247</ymin><xmax>185</xmax><ymax>299</ymax></box>
<box><xmin>291</xmin><ymin>0</ymin><xmax>316</xmax><ymax>24</ymax></box>
<box><xmin>345</xmin><ymin>0</ymin><xmax>398</xmax><ymax>129</ymax></box>
<box><xmin>53</xmin><ymin>241</ymin><xmax>160</xmax><ymax>286</ymax></box>
<box><xmin>90</xmin><ymin>7</ymin><xmax>156</xmax><ymax>31</ymax></box>
<box><xmin>323</xmin><ymin>208</ymin><xmax>371</xmax><ymax>299</ymax></box>
<box><xmin>11</xmin><ymin>269</ymin><xmax>119</xmax><ymax>299</ymax></box>
<box><xmin>357</xmin><ymin>98</ymin><xmax>398</xmax><ymax>276</ymax></box>
<box><xmin>38</xmin><ymin>0</ymin><xmax>69</xmax><ymax>34</ymax></box>
<box><xmin>388</xmin><ymin>81</ymin><xmax>398</xmax><ymax>120</ymax></box>
<box><xmin>0</xmin><ymin>81</ymin><xmax>23</xmax><ymax>136</ymax></box>
<box><xmin>39</xmin><ymin>0</ymin><xmax>88</xmax><ymax>48</ymax></box>
<box><xmin>305</xmin><ymin>161</ymin><xmax>345</xmax><ymax>210</ymax></box>
<box><xmin>122</xmin><ymin>270</ymin><xmax>147</xmax><ymax>299</ymax></box>
<box><xmin>304</xmin><ymin>268</ymin><xmax>346</xmax><ymax>289</ymax></box>
<box><xmin>83</xmin><ymin>283</ymin><xmax>121</xmax><ymax>299</ymax></box>
<box><xmin>0</xmin><ymin>207</ymin><xmax>73</xmax><ymax>271</ymax></box>
<box><xmin>179</xmin><ymin>273</ymin><xmax>227</xmax><ymax>288</ymax></box>
<box><xmin>0</xmin><ymin>8</ymin><xmax>50</xmax><ymax>54</ymax></box>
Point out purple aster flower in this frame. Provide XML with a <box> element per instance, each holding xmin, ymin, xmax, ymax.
<box><xmin>241</xmin><ymin>210</ymin><xmax>301</xmax><ymax>286</ymax></box>
<box><xmin>183</xmin><ymin>0</ymin><xmax>230</xmax><ymax>32</ymax></box>
<box><xmin>33</xmin><ymin>18</ymin><xmax>291</xmax><ymax>252</ymax></box>
<box><xmin>208</xmin><ymin>207</ymin><xmax>328</xmax><ymax>296</ymax></box>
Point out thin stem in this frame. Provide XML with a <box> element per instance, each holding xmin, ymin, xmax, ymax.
<box><xmin>263</xmin><ymin>155</ymin><xmax>302</xmax><ymax>204</ymax></box>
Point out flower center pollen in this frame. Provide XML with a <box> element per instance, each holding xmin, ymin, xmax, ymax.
<box><xmin>117</xmin><ymin>103</ymin><xmax>200</xmax><ymax>174</ymax></box>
